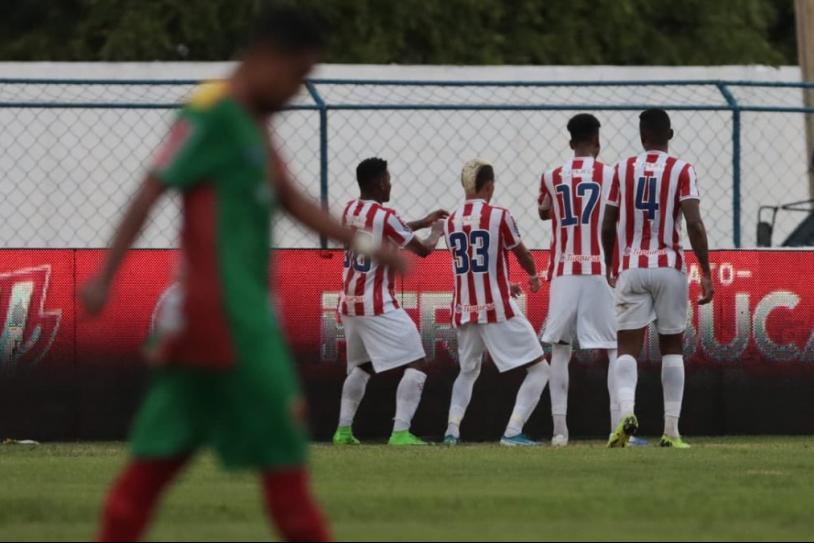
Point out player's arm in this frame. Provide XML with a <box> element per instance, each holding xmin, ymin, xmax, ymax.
<box><xmin>538</xmin><ymin>194</ymin><xmax>552</xmax><ymax>221</ymax></box>
<box><xmin>601</xmin><ymin>204</ymin><xmax>619</xmax><ymax>286</ymax></box>
<box><xmin>404</xmin><ymin>220</ymin><xmax>444</xmax><ymax>258</ymax></box>
<box><xmin>407</xmin><ymin>209</ymin><xmax>449</xmax><ymax>231</ymax></box>
<box><xmin>81</xmin><ymin>176</ymin><xmax>166</xmax><ymax>315</ymax></box>
<box><xmin>511</xmin><ymin>242</ymin><xmax>541</xmax><ymax>293</ymax></box>
<box><xmin>681</xmin><ymin>199</ymin><xmax>714</xmax><ymax>304</ymax></box>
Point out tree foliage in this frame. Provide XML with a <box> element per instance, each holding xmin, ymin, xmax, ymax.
<box><xmin>0</xmin><ymin>0</ymin><xmax>798</xmax><ymax>65</ymax></box>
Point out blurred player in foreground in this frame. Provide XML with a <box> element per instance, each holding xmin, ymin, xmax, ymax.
<box><xmin>601</xmin><ymin>109</ymin><xmax>714</xmax><ymax>449</ymax></box>
<box><xmin>80</xmin><ymin>8</ymin><xmax>398</xmax><ymax>542</ymax></box>
<box><xmin>442</xmin><ymin>160</ymin><xmax>551</xmax><ymax>446</ymax></box>
<box><xmin>333</xmin><ymin>158</ymin><xmax>447</xmax><ymax>446</ymax></box>
<box><xmin>538</xmin><ymin>114</ymin><xmax>620</xmax><ymax>447</ymax></box>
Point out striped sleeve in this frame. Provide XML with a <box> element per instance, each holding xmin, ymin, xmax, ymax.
<box><xmin>678</xmin><ymin>164</ymin><xmax>700</xmax><ymax>201</ymax></box>
<box><xmin>500</xmin><ymin>210</ymin><xmax>522</xmax><ymax>250</ymax></box>
<box><xmin>383</xmin><ymin>211</ymin><xmax>414</xmax><ymax>248</ymax></box>
<box><xmin>606</xmin><ymin>164</ymin><xmax>621</xmax><ymax>206</ymax></box>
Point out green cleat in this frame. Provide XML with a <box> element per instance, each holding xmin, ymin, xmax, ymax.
<box><xmin>607</xmin><ymin>414</ymin><xmax>639</xmax><ymax>448</ymax></box>
<box><xmin>332</xmin><ymin>426</ymin><xmax>360</xmax><ymax>446</ymax></box>
<box><xmin>388</xmin><ymin>430</ymin><xmax>428</xmax><ymax>446</ymax></box>
<box><xmin>659</xmin><ymin>435</ymin><xmax>691</xmax><ymax>449</ymax></box>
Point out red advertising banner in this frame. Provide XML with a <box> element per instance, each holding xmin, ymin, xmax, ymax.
<box><xmin>0</xmin><ymin>249</ymin><xmax>812</xmax><ymax>371</ymax></box>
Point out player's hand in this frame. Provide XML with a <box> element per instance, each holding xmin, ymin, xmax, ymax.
<box><xmin>698</xmin><ymin>274</ymin><xmax>714</xmax><ymax>305</ymax></box>
<box><xmin>510</xmin><ymin>283</ymin><xmax>523</xmax><ymax>298</ymax></box>
<box><xmin>606</xmin><ymin>271</ymin><xmax>617</xmax><ymax>288</ymax></box>
<box><xmin>528</xmin><ymin>274</ymin><xmax>541</xmax><ymax>293</ymax></box>
<box><xmin>423</xmin><ymin>209</ymin><xmax>449</xmax><ymax>227</ymax></box>
<box><xmin>430</xmin><ymin>219</ymin><xmax>445</xmax><ymax>237</ymax></box>
<box><xmin>80</xmin><ymin>276</ymin><xmax>110</xmax><ymax>317</ymax></box>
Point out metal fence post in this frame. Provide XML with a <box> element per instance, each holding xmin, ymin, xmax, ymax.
<box><xmin>717</xmin><ymin>82</ymin><xmax>742</xmax><ymax>248</ymax></box>
<box><xmin>306</xmin><ymin>80</ymin><xmax>330</xmax><ymax>249</ymax></box>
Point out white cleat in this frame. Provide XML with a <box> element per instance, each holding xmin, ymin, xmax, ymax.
<box><xmin>551</xmin><ymin>434</ymin><xmax>569</xmax><ymax>448</ymax></box>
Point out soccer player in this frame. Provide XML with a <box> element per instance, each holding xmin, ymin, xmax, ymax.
<box><xmin>442</xmin><ymin>159</ymin><xmax>551</xmax><ymax>446</ymax></box>
<box><xmin>333</xmin><ymin>157</ymin><xmax>447</xmax><ymax>446</ymax></box>
<box><xmin>79</xmin><ymin>8</ymin><xmax>395</xmax><ymax>542</ymax></box>
<box><xmin>601</xmin><ymin>108</ymin><xmax>714</xmax><ymax>449</ymax></box>
<box><xmin>538</xmin><ymin>114</ymin><xmax>619</xmax><ymax>448</ymax></box>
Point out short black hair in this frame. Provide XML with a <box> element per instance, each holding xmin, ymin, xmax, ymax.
<box><xmin>475</xmin><ymin>164</ymin><xmax>494</xmax><ymax>193</ymax></box>
<box><xmin>639</xmin><ymin>108</ymin><xmax>672</xmax><ymax>142</ymax></box>
<box><xmin>247</xmin><ymin>6</ymin><xmax>326</xmax><ymax>53</ymax></box>
<box><xmin>567</xmin><ymin>113</ymin><xmax>601</xmax><ymax>144</ymax></box>
<box><xmin>356</xmin><ymin>157</ymin><xmax>388</xmax><ymax>190</ymax></box>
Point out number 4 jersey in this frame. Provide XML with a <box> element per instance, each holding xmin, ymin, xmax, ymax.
<box><xmin>443</xmin><ymin>199</ymin><xmax>523</xmax><ymax>327</ymax></box>
<box><xmin>339</xmin><ymin>199</ymin><xmax>415</xmax><ymax>317</ymax></box>
<box><xmin>606</xmin><ymin>150</ymin><xmax>700</xmax><ymax>273</ymax></box>
<box><xmin>539</xmin><ymin>157</ymin><xmax>614</xmax><ymax>279</ymax></box>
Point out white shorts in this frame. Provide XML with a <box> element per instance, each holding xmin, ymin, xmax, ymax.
<box><xmin>457</xmin><ymin>315</ymin><xmax>544</xmax><ymax>374</ymax></box>
<box><xmin>541</xmin><ymin>275</ymin><xmax>617</xmax><ymax>349</ymax></box>
<box><xmin>615</xmin><ymin>267</ymin><xmax>689</xmax><ymax>335</ymax></box>
<box><xmin>342</xmin><ymin>309</ymin><xmax>426</xmax><ymax>373</ymax></box>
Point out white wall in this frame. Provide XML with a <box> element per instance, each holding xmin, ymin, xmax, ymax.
<box><xmin>0</xmin><ymin>63</ymin><xmax>808</xmax><ymax>249</ymax></box>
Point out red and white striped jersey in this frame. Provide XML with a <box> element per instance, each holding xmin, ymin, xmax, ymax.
<box><xmin>339</xmin><ymin>199</ymin><xmax>414</xmax><ymax>317</ymax></box>
<box><xmin>443</xmin><ymin>199</ymin><xmax>522</xmax><ymax>327</ymax></box>
<box><xmin>539</xmin><ymin>157</ymin><xmax>613</xmax><ymax>279</ymax></box>
<box><xmin>607</xmin><ymin>150</ymin><xmax>700</xmax><ymax>273</ymax></box>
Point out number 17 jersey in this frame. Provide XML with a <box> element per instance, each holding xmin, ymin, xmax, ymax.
<box><xmin>443</xmin><ymin>199</ymin><xmax>522</xmax><ymax>327</ymax></box>
<box><xmin>539</xmin><ymin>157</ymin><xmax>613</xmax><ymax>279</ymax></box>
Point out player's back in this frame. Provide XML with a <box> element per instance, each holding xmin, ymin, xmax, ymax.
<box><xmin>608</xmin><ymin>150</ymin><xmax>699</xmax><ymax>273</ymax></box>
<box><xmin>339</xmin><ymin>198</ymin><xmax>412</xmax><ymax>317</ymax></box>
<box><xmin>443</xmin><ymin>198</ymin><xmax>521</xmax><ymax>327</ymax></box>
<box><xmin>539</xmin><ymin>157</ymin><xmax>613</xmax><ymax>280</ymax></box>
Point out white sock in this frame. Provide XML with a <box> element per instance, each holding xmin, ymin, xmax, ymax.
<box><xmin>446</xmin><ymin>365</ymin><xmax>481</xmax><ymax>438</ymax></box>
<box><xmin>505</xmin><ymin>361</ymin><xmax>550</xmax><ymax>438</ymax></box>
<box><xmin>549</xmin><ymin>344</ymin><xmax>572</xmax><ymax>438</ymax></box>
<box><xmin>662</xmin><ymin>354</ymin><xmax>685</xmax><ymax>438</ymax></box>
<box><xmin>615</xmin><ymin>354</ymin><xmax>638</xmax><ymax>417</ymax></box>
<box><xmin>607</xmin><ymin>348</ymin><xmax>621</xmax><ymax>431</ymax></box>
<box><xmin>393</xmin><ymin>368</ymin><xmax>427</xmax><ymax>433</ymax></box>
<box><xmin>338</xmin><ymin>367</ymin><xmax>370</xmax><ymax>428</ymax></box>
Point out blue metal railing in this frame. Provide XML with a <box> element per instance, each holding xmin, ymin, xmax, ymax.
<box><xmin>2</xmin><ymin>77</ymin><xmax>813</xmax><ymax>249</ymax></box>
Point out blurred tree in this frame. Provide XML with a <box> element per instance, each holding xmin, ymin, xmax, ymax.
<box><xmin>0</xmin><ymin>0</ymin><xmax>798</xmax><ymax>65</ymax></box>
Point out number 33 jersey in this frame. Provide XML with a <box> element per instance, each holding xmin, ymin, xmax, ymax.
<box><xmin>443</xmin><ymin>199</ymin><xmax>523</xmax><ymax>327</ymax></box>
<box><xmin>606</xmin><ymin>151</ymin><xmax>700</xmax><ymax>274</ymax></box>
<box><xmin>539</xmin><ymin>157</ymin><xmax>614</xmax><ymax>280</ymax></box>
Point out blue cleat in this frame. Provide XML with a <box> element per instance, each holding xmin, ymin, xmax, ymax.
<box><xmin>443</xmin><ymin>435</ymin><xmax>459</xmax><ymax>445</ymax></box>
<box><xmin>500</xmin><ymin>433</ymin><xmax>539</xmax><ymax>447</ymax></box>
<box><xmin>628</xmin><ymin>436</ymin><xmax>649</xmax><ymax>447</ymax></box>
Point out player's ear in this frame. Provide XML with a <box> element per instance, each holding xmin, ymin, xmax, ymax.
<box><xmin>668</xmin><ymin>128</ymin><xmax>674</xmax><ymax>141</ymax></box>
<box><xmin>569</xmin><ymin>140</ymin><xmax>576</xmax><ymax>151</ymax></box>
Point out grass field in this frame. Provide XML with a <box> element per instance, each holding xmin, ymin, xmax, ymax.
<box><xmin>1</xmin><ymin>438</ymin><xmax>814</xmax><ymax>541</ymax></box>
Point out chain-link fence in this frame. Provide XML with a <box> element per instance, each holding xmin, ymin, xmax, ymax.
<box><xmin>1</xmin><ymin>78</ymin><xmax>812</xmax><ymax>249</ymax></box>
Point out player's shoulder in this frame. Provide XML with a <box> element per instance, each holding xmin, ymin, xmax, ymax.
<box><xmin>185</xmin><ymin>81</ymin><xmax>230</xmax><ymax>113</ymax></box>
<box><xmin>488</xmin><ymin>203</ymin><xmax>515</xmax><ymax>219</ymax></box>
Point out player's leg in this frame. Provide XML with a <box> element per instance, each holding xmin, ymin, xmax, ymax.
<box><xmin>390</xmin><ymin>356</ymin><xmax>429</xmax><ymax>445</ymax></box>
<box><xmin>334</xmin><ymin>316</ymin><xmax>371</xmax><ymax>445</ymax></box>
<box><xmin>653</xmin><ymin>268</ymin><xmax>691</xmax><ymax>449</ymax></box>
<box><xmin>482</xmin><ymin>315</ymin><xmax>549</xmax><ymax>446</ymax></box>
<box><xmin>350</xmin><ymin>309</ymin><xmax>428</xmax><ymax>445</ymax></box>
<box><xmin>99</xmin><ymin>366</ymin><xmax>207</xmax><ymax>541</ymax></box>
<box><xmin>98</xmin><ymin>455</ymin><xmax>191</xmax><ymax>542</ymax></box>
<box><xmin>261</xmin><ymin>468</ymin><xmax>332</xmax><ymax>542</ymax></box>
<box><xmin>606</xmin><ymin>348</ymin><xmax>620</xmax><ymax>432</ymax></box>
<box><xmin>540</xmin><ymin>275</ymin><xmax>579</xmax><ymax>447</ymax></box>
<box><xmin>445</xmin><ymin>324</ymin><xmax>485</xmax><ymax>444</ymax></box>
<box><xmin>549</xmin><ymin>343</ymin><xmax>572</xmax><ymax>445</ymax></box>
<box><xmin>608</xmin><ymin>269</ymin><xmax>654</xmax><ymax>447</ymax></box>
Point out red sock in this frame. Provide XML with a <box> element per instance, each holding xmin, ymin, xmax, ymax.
<box><xmin>262</xmin><ymin>468</ymin><xmax>332</xmax><ymax>542</ymax></box>
<box><xmin>97</xmin><ymin>456</ymin><xmax>189</xmax><ymax>542</ymax></box>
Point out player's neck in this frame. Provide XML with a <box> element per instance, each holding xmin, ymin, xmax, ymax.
<box><xmin>572</xmin><ymin>149</ymin><xmax>594</xmax><ymax>159</ymax></box>
<box><xmin>643</xmin><ymin>144</ymin><xmax>669</xmax><ymax>153</ymax></box>
<box><xmin>227</xmin><ymin>75</ymin><xmax>268</xmax><ymax>121</ymax></box>
<box><xmin>359</xmin><ymin>193</ymin><xmax>384</xmax><ymax>204</ymax></box>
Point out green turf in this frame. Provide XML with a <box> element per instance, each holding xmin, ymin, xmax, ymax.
<box><xmin>1</xmin><ymin>438</ymin><xmax>814</xmax><ymax>541</ymax></box>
